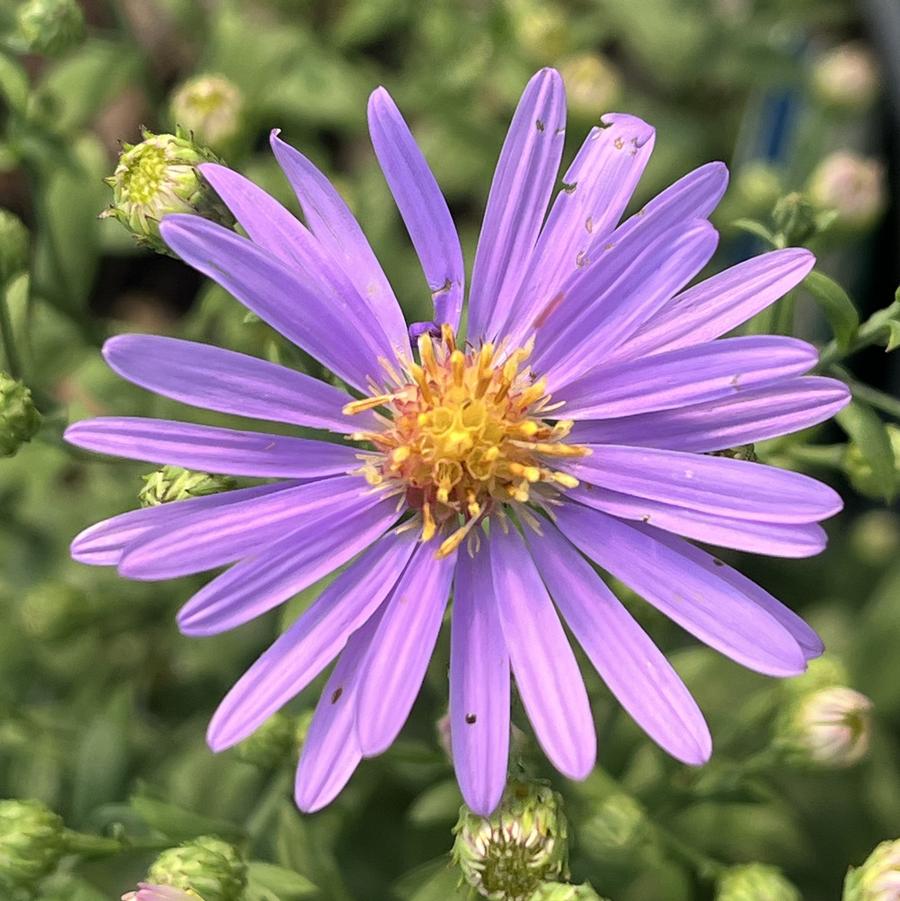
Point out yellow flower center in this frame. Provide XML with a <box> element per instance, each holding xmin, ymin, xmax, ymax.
<box><xmin>119</xmin><ymin>144</ymin><xmax>169</xmax><ymax>205</ymax></box>
<box><xmin>345</xmin><ymin>326</ymin><xmax>588</xmax><ymax>557</ymax></box>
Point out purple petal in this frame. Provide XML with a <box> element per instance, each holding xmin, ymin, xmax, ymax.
<box><xmin>176</xmin><ymin>494</ymin><xmax>399</xmax><ymax>635</ymax></box>
<box><xmin>295</xmin><ymin>608</ymin><xmax>386</xmax><ymax>812</ymax></box>
<box><xmin>65</xmin><ymin>417</ymin><xmax>357</xmax><ymax>480</ymax></box>
<box><xmin>207</xmin><ymin>530</ymin><xmax>416</xmax><ymax>750</ymax></box>
<box><xmin>553</xmin><ymin>501</ymin><xmax>807</xmax><ymax>676</ymax></box>
<box><xmin>159</xmin><ymin>215</ymin><xmax>390</xmax><ymax>392</ymax></box>
<box><xmin>451</xmin><ymin>542</ymin><xmax>510</xmax><ymax>815</ymax></box>
<box><xmin>556</xmin><ymin>336</ymin><xmax>818</xmax><ymax>420</ymax></box>
<box><xmin>566</xmin><ymin>445</ymin><xmax>843</xmax><ymax>523</ymax></box>
<box><xmin>537</xmin><ymin>221</ymin><xmax>720</xmax><ymax>388</ymax></box>
<box><xmin>468</xmin><ymin>68</ymin><xmax>566</xmax><ymax>342</ymax></box>
<box><xmin>103</xmin><ymin>335</ymin><xmax>371</xmax><ymax>434</ymax></box>
<box><xmin>500</xmin><ymin>114</ymin><xmax>655</xmax><ymax>344</ymax></box>
<box><xmin>355</xmin><ymin>541</ymin><xmax>457</xmax><ymax>756</ymax></box>
<box><xmin>570</xmin><ymin>484</ymin><xmax>827</xmax><ymax>558</ymax></box>
<box><xmin>569</xmin><ymin>377</ymin><xmax>851</xmax><ymax>451</ymax></box>
<box><xmin>117</xmin><ymin>476</ymin><xmax>371</xmax><ymax>580</ymax></box>
<box><xmin>368</xmin><ymin>88</ymin><xmax>464</xmax><ymax>330</ymax></box>
<box><xmin>70</xmin><ymin>482</ymin><xmax>291</xmax><ymax>567</ymax></box>
<box><xmin>525</xmin><ymin>522</ymin><xmax>711</xmax><ymax>765</ymax></box>
<box><xmin>489</xmin><ymin>524</ymin><xmax>596</xmax><ymax>780</ymax></box>
<box><xmin>270</xmin><ymin>131</ymin><xmax>410</xmax><ymax>356</ymax></box>
<box><xmin>617</xmin><ymin>248</ymin><xmax>815</xmax><ymax>361</ymax></box>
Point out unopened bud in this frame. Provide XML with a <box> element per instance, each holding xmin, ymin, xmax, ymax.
<box><xmin>558</xmin><ymin>54</ymin><xmax>621</xmax><ymax>118</ymax></box>
<box><xmin>850</xmin><ymin>511</ymin><xmax>900</xmax><ymax>566</ymax></box>
<box><xmin>508</xmin><ymin>0</ymin><xmax>569</xmax><ymax>63</ymax></box>
<box><xmin>0</xmin><ymin>799</ymin><xmax>66</xmax><ymax>893</ymax></box>
<box><xmin>146</xmin><ymin>837</ymin><xmax>246</xmax><ymax>901</ymax></box>
<box><xmin>101</xmin><ymin>129</ymin><xmax>233</xmax><ymax>255</ymax></box>
<box><xmin>169</xmin><ymin>75</ymin><xmax>245</xmax><ymax>153</ymax></box>
<box><xmin>782</xmin><ymin>686</ymin><xmax>873</xmax><ymax>768</ymax></box>
<box><xmin>123</xmin><ymin>885</ymin><xmax>202</xmax><ymax>901</ymax></box>
<box><xmin>734</xmin><ymin>163</ymin><xmax>783</xmax><ymax>217</ymax></box>
<box><xmin>844</xmin><ymin>839</ymin><xmax>900</xmax><ymax>900</ymax></box>
<box><xmin>0</xmin><ymin>210</ymin><xmax>29</xmax><ymax>284</ymax></box>
<box><xmin>236</xmin><ymin>712</ymin><xmax>295</xmax><ymax>769</ymax></box>
<box><xmin>772</xmin><ymin>192</ymin><xmax>819</xmax><ymax>246</ymax></box>
<box><xmin>812</xmin><ymin>43</ymin><xmax>880</xmax><ymax>113</ymax></box>
<box><xmin>529</xmin><ymin>882</ymin><xmax>607</xmax><ymax>900</ymax></box>
<box><xmin>139</xmin><ymin>466</ymin><xmax>236</xmax><ymax>507</ymax></box>
<box><xmin>716</xmin><ymin>863</ymin><xmax>801</xmax><ymax>901</ymax></box>
<box><xmin>580</xmin><ymin>793</ymin><xmax>649</xmax><ymax>859</ymax></box>
<box><xmin>0</xmin><ymin>373</ymin><xmax>41</xmax><ymax>457</ymax></box>
<box><xmin>808</xmin><ymin>152</ymin><xmax>886</xmax><ymax>232</ymax></box>
<box><xmin>452</xmin><ymin>779</ymin><xmax>568</xmax><ymax>900</ymax></box>
<box><xmin>16</xmin><ymin>0</ymin><xmax>85</xmax><ymax>56</ymax></box>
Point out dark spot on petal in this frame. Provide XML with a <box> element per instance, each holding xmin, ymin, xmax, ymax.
<box><xmin>576</xmin><ymin>250</ymin><xmax>590</xmax><ymax>267</ymax></box>
<box><xmin>561</xmin><ymin>181</ymin><xmax>577</xmax><ymax>194</ymax></box>
<box><xmin>532</xmin><ymin>292</ymin><xmax>565</xmax><ymax>329</ymax></box>
<box><xmin>465</xmin><ymin>713</ymin><xmax>477</xmax><ymax>724</ymax></box>
<box><xmin>641</xmin><ymin>514</ymin><xmax>651</xmax><ymax>523</ymax></box>
<box><xmin>614</xmin><ymin>136</ymin><xmax>624</xmax><ymax>149</ymax></box>
<box><xmin>585</xmin><ymin>216</ymin><xmax>593</xmax><ymax>233</ymax></box>
<box><xmin>536</xmin><ymin>118</ymin><xmax>545</xmax><ymax>132</ymax></box>
<box><xmin>713</xmin><ymin>558</ymin><xmax>725</xmax><ymax>567</ymax></box>
<box><xmin>331</xmin><ymin>687</ymin><xmax>343</xmax><ymax>703</ymax></box>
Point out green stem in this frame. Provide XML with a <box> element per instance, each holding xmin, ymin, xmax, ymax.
<box><xmin>0</xmin><ymin>281</ymin><xmax>22</xmax><ymax>379</ymax></box>
<box><xmin>246</xmin><ymin>769</ymin><xmax>292</xmax><ymax>846</ymax></box>
<box><xmin>653</xmin><ymin>821</ymin><xmax>726</xmax><ymax>882</ymax></box>
<box><xmin>818</xmin><ymin>299</ymin><xmax>900</xmax><ymax>368</ymax></box>
<box><xmin>840</xmin><ymin>375</ymin><xmax>900</xmax><ymax>421</ymax></box>
<box><xmin>781</xmin><ymin>443</ymin><xmax>846</xmax><ymax>469</ymax></box>
<box><xmin>63</xmin><ymin>830</ymin><xmax>172</xmax><ymax>858</ymax></box>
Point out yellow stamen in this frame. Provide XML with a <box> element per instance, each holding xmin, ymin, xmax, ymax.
<box><xmin>421</xmin><ymin>503</ymin><xmax>436</xmax><ymax>542</ymax></box>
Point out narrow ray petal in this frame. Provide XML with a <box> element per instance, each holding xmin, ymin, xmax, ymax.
<box><xmin>103</xmin><ymin>335</ymin><xmax>371</xmax><ymax>434</ymax></box>
<box><xmin>207</xmin><ymin>530</ymin><xmax>417</xmax><ymax>750</ymax></box>
<box><xmin>469</xmin><ymin>68</ymin><xmax>566</xmax><ymax>341</ymax></box>
<box><xmin>569</xmin><ymin>377</ymin><xmax>851</xmax><ymax>451</ymax></box>
<box><xmin>553</xmin><ymin>502</ymin><xmax>807</xmax><ymax>676</ymax></box>
<box><xmin>526</xmin><ymin>522</ymin><xmax>711</xmax><ymax>765</ymax></box>
<box><xmin>368</xmin><ymin>88</ymin><xmax>464</xmax><ymax>330</ymax></box>
<box><xmin>355</xmin><ymin>542</ymin><xmax>457</xmax><ymax>756</ymax></box>
<box><xmin>489</xmin><ymin>525</ymin><xmax>596</xmax><ymax>780</ymax></box>
<box><xmin>451</xmin><ymin>543</ymin><xmax>510</xmax><ymax>815</ymax></box>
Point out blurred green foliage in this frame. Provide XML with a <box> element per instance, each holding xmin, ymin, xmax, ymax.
<box><xmin>1</xmin><ymin>0</ymin><xmax>899</xmax><ymax>899</ymax></box>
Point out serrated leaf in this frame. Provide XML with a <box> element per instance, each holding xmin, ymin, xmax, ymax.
<box><xmin>837</xmin><ymin>401</ymin><xmax>896</xmax><ymax>502</ymax></box>
<box><xmin>131</xmin><ymin>794</ymin><xmax>245</xmax><ymax>842</ymax></box>
<box><xmin>804</xmin><ymin>270</ymin><xmax>859</xmax><ymax>349</ymax></box>
<box><xmin>246</xmin><ymin>861</ymin><xmax>318</xmax><ymax>900</ymax></box>
<box><xmin>730</xmin><ymin>218</ymin><xmax>778</xmax><ymax>246</ymax></box>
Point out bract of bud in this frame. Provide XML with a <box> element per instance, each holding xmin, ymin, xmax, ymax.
<box><xmin>452</xmin><ymin>779</ymin><xmax>568</xmax><ymax>901</ymax></box>
<box><xmin>101</xmin><ymin>129</ymin><xmax>233</xmax><ymax>255</ymax></box>
<box><xmin>0</xmin><ymin>373</ymin><xmax>42</xmax><ymax>458</ymax></box>
<box><xmin>580</xmin><ymin>793</ymin><xmax>649</xmax><ymax>858</ymax></box>
<box><xmin>782</xmin><ymin>686</ymin><xmax>873</xmax><ymax>768</ymax></box>
<box><xmin>716</xmin><ymin>863</ymin><xmax>801</xmax><ymax>901</ymax></box>
<box><xmin>0</xmin><ymin>210</ymin><xmax>29</xmax><ymax>285</ymax></box>
<box><xmin>122</xmin><ymin>885</ymin><xmax>202</xmax><ymax>901</ymax></box>
<box><xmin>843</xmin><ymin>839</ymin><xmax>900</xmax><ymax>900</ymax></box>
<box><xmin>558</xmin><ymin>54</ymin><xmax>622</xmax><ymax>119</ymax></box>
<box><xmin>146</xmin><ymin>836</ymin><xmax>246</xmax><ymax>901</ymax></box>
<box><xmin>771</xmin><ymin>192</ymin><xmax>819</xmax><ymax>246</ymax></box>
<box><xmin>16</xmin><ymin>0</ymin><xmax>85</xmax><ymax>56</ymax></box>
<box><xmin>528</xmin><ymin>882</ymin><xmax>607</xmax><ymax>900</ymax></box>
<box><xmin>0</xmin><ymin>798</ymin><xmax>66</xmax><ymax>893</ymax></box>
<box><xmin>812</xmin><ymin>43</ymin><xmax>880</xmax><ymax>113</ymax></box>
<box><xmin>139</xmin><ymin>466</ymin><xmax>236</xmax><ymax>507</ymax></box>
<box><xmin>169</xmin><ymin>74</ymin><xmax>245</xmax><ymax>152</ymax></box>
<box><xmin>808</xmin><ymin>152</ymin><xmax>886</xmax><ymax>233</ymax></box>
<box><xmin>236</xmin><ymin>712</ymin><xmax>296</xmax><ymax>769</ymax></box>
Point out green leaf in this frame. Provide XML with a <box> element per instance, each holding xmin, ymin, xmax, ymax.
<box><xmin>730</xmin><ymin>218</ymin><xmax>778</xmax><ymax>246</ymax></box>
<box><xmin>885</xmin><ymin>320</ymin><xmax>900</xmax><ymax>353</ymax></box>
<box><xmin>246</xmin><ymin>861</ymin><xmax>319</xmax><ymax>900</ymax></box>
<box><xmin>803</xmin><ymin>270</ymin><xmax>859</xmax><ymax>349</ymax></box>
<box><xmin>131</xmin><ymin>794</ymin><xmax>245</xmax><ymax>842</ymax></box>
<box><xmin>391</xmin><ymin>858</ymin><xmax>471</xmax><ymax>901</ymax></box>
<box><xmin>0</xmin><ymin>51</ymin><xmax>29</xmax><ymax>113</ymax></box>
<box><xmin>837</xmin><ymin>401</ymin><xmax>897</xmax><ymax>503</ymax></box>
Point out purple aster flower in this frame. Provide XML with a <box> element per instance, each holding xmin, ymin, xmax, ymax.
<box><xmin>67</xmin><ymin>68</ymin><xmax>850</xmax><ymax>816</ymax></box>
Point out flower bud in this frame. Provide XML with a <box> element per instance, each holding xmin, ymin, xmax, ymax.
<box><xmin>771</xmin><ymin>192</ymin><xmax>819</xmax><ymax>246</ymax></box>
<box><xmin>529</xmin><ymin>882</ymin><xmax>607</xmax><ymax>900</ymax></box>
<box><xmin>0</xmin><ymin>373</ymin><xmax>41</xmax><ymax>457</ymax></box>
<box><xmin>0</xmin><ymin>799</ymin><xmax>66</xmax><ymax>893</ymax></box>
<box><xmin>101</xmin><ymin>129</ymin><xmax>233</xmax><ymax>255</ymax></box>
<box><xmin>808</xmin><ymin>152</ymin><xmax>886</xmax><ymax>233</ymax></box>
<box><xmin>452</xmin><ymin>779</ymin><xmax>568</xmax><ymax>900</ymax></box>
<box><xmin>580</xmin><ymin>793</ymin><xmax>649</xmax><ymax>860</ymax></box>
<box><xmin>850</xmin><ymin>511</ymin><xmax>900</xmax><ymax>567</ymax></box>
<box><xmin>169</xmin><ymin>74</ymin><xmax>245</xmax><ymax>153</ymax></box>
<box><xmin>236</xmin><ymin>712</ymin><xmax>296</xmax><ymax>769</ymax></box>
<box><xmin>716</xmin><ymin>863</ymin><xmax>801</xmax><ymax>901</ymax></box>
<box><xmin>812</xmin><ymin>43</ymin><xmax>880</xmax><ymax>113</ymax></box>
<box><xmin>733</xmin><ymin>163</ymin><xmax>783</xmax><ymax>217</ymax></box>
<box><xmin>507</xmin><ymin>0</ymin><xmax>569</xmax><ymax>63</ymax></box>
<box><xmin>0</xmin><ymin>209</ymin><xmax>29</xmax><ymax>285</ymax></box>
<box><xmin>844</xmin><ymin>425</ymin><xmax>900</xmax><ymax>501</ymax></box>
<box><xmin>146</xmin><ymin>836</ymin><xmax>246</xmax><ymax>901</ymax></box>
<box><xmin>123</xmin><ymin>885</ymin><xmax>201</xmax><ymax>901</ymax></box>
<box><xmin>16</xmin><ymin>0</ymin><xmax>85</xmax><ymax>56</ymax></box>
<box><xmin>843</xmin><ymin>839</ymin><xmax>900</xmax><ymax>901</ymax></box>
<box><xmin>139</xmin><ymin>466</ymin><xmax>236</xmax><ymax>507</ymax></box>
<box><xmin>558</xmin><ymin>54</ymin><xmax>622</xmax><ymax>119</ymax></box>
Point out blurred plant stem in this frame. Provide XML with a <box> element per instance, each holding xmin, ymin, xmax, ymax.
<box><xmin>0</xmin><ymin>283</ymin><xmax>23</xmax><ymax>379</ymax></box>
<box><xmin>245</xmin><ymin>769</ymin><xmax>292</xmax><ymax>845</ymax></box>
<box><xmin>818</xmin><ymin>295</ymin><xmax>900</xmax><ymax>367</ymax></box>
<box><xmin>836</xmin><ymin>372</ymin><xmax>900</xmax><ymax>420</ymax></box>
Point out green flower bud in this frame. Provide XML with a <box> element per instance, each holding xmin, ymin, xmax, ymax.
<box><xmin>716</xmin><ymin>863</ymin><xmax>801</xmax><ymax>901</ymax></box>
<box><xmin>16</xmin><ymin>0</ymin><xmax>85</xmax><ymax>56</ymax></box>
<box><xmin>101</xmin><ymin>128</ymin><xmax>233</xmax><ymax>255</ymax></box>
<box><xmin>850</xmin><ymin>511</ymin><xmax>900</xmax><ymax>566</ymax></box>
<box><xmin>711</xmin><ymin>444</ymin><xmax>757</xmax><ymax>462</ymax></box>
<box><xmin>170</xmin><ymin>75</ymin><xmax>245</xmax><ymax>153</ymax></box>
<box><xmin>812</xmin><ymin>43</ymin><xmax>880</xmax><ymax>113</ymax></box>
<box><xmin>146</xmin><ymin>836</ymin><xmax>246</xmax><ymax>901</ymax></box>
<box><xmin>0</xmin><ymin>373</ymin><xmax>41</xmax><ymax>457</ymax></box>
<box><xmin>452</xmin><ymin>779</ymin><xmax>568</xmax><ymax>900</ymax></box>
<box><xmin>808</xmin><ymin>151</ymin><xmax>886</xmax><ymax>233</ymax></box>
<box><xmin>0</xmin><ymin>210</ymin><xmax>29</xmax><ymax>285</ymax></box>
<box><xmin>139</xmin><ymin>465</ymin><xmax>236</xmax><ymax>507</ymax></box>
<box><xmin>843</xmin><ymin>839</ymin><xmax>900</xmax><ymax>900</ymax></box>
<box><xmin>734</xmin><ymin>163</ymin><xmax>783</xmax><ymax>217</ymax></box>
<box><xmin>529</xmin><ymin>882</ymin><xmax>607</xmax><ymax>901</ymax></box>
<box><xmin>580</xmin><ymin>793</ymin><xmax>649</xmax><ymax>860</ymax></box>
<box><xmin>844</xmin><ymin>425</ymin><xmax>900</xmax><ymax>500</ymax></box>
<box><xmin>236</xmin><ymin>712</ymin><xmax>295</xmax><ymax>769</ymax></box>
<box><xmin>771</xmin><ymin>192</ymin><xmax>819</xmax><ymax>246</ymax></box>
<box><xmin>0</xmin><ymin>798</ymin><xmax>66</xmax><ymax>892</ymax></box>
<box><xmin>558</xmin><ymin>54</ymin><xmax>621</xmax><ymax>119</ymax></box>
<box><xmin>507</xmin><ymin>0</ymin><xmax>569</xmax><ymax>63</ymax></box>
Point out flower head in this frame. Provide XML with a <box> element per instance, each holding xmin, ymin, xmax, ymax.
<box><xmin>67</xmin><ymin>68</ymin><xmax>848</xmax><ymax>815</ymax></box>
<box><xmin>169</xmin><ymin>74</ymin><xmax>245</xmax><ymax>152</ymax></box>
<box><xmin>716</xmin><ymin>863</ymin><xmax>801</xmax><ymax>901</ymax></box>
<box><xmin>782</xmin><ymin>686</ymin><xmax>873</xmax><ymax>768</ymax></box>
<box><xmin>139</xmin><ymin>465</ymin><xmax>237</xmax><ymax>507</ymax></box>
<box><xmin>812</xmin><ymin>42</ymin><xmax>880</xmax><ymax>113</ymax></box>
<box><xmin>844</xmin><ymin>840</ymin><xmax>900</xmax><ymax>901</ymax></box>
<box><xmin>1</xmin><ymin>373</ymin><xmax>41</xmax><ymax>457</ymax></box>
<box><xmin>0</xmin><ymin>799</ymin><xmax>65</xmax><ymax>893</ymax></box>
<box><xmin>16</xmin><ymin>0</ymin><xmax>85</xmax><ymax>56</ymax></box>
<box><xmin>808</xmin><ymin>151</ymin><xmax>886</xmax><ymax>232</ymax></box>
<box><xmin>145</xmin><ymin>837</ymin><xmax>245</xmax><ymax>901</ymax></box>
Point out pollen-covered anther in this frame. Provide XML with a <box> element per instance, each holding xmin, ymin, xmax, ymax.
<box><xmin>344</xmin><ymin>328</ymin><xmax>586</xmax><ymax>548</ymax></box>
